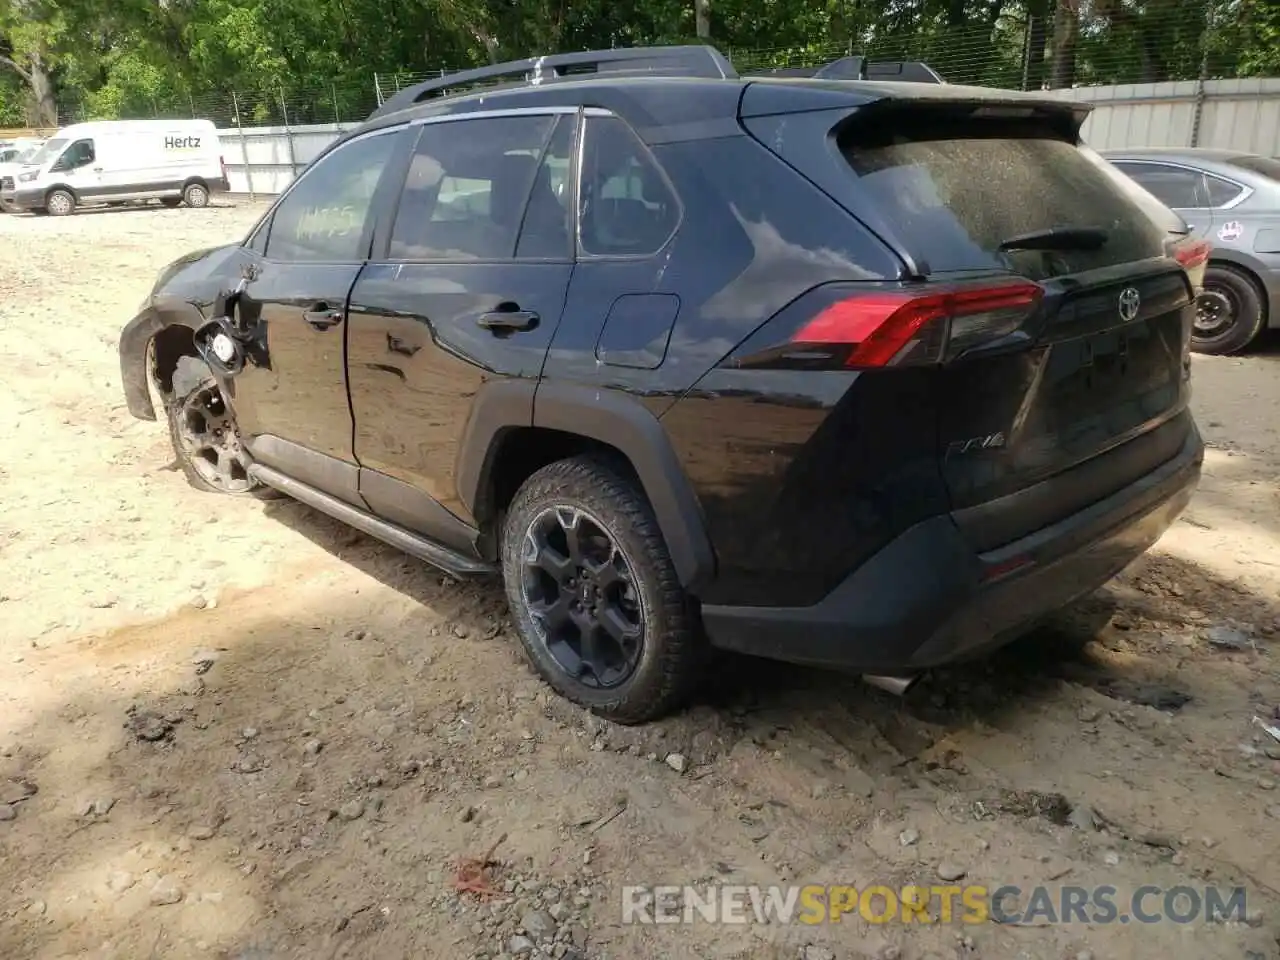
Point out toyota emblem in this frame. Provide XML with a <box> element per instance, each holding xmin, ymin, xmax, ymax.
<box><xmin>1118</xmin><ymin>287</ymin><xmax>1141</xmax><ymax>323</ymax></box>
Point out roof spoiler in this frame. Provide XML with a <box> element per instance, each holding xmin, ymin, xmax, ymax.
<box><xmin>370</xmin><ymin>45</ymin><xmax>738</xmax><ymax>120</ymax></box>
<box><xmin>757</xmin><ymin>56</ymin><xmax>945</xmax><ymax>84</ymax></box>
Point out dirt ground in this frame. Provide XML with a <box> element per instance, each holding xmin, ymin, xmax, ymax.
<box><xmin>2</xmin><ymin>202</ymin><xmax>1280</xmax><ymax>960</ymax></box>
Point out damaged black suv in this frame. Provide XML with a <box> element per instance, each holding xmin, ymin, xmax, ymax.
<box><xmin>119</xmin><ymin>46</ymin><xmax>1204</xmax><ymax>723</ymax></box>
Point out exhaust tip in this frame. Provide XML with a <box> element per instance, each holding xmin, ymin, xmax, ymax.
<box><xmin>862</xmin><ymin>673</ymin><xmax>921</xmax><ymax>696</ymax></box>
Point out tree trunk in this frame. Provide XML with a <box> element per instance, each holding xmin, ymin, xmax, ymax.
<box><xmin>1025</xmin><ymin>0</ymin><xmax>1050</xmax><ymax>89</ymax></box>
<box><xmin>694</xmin><ymin>0</ymin><xmax>711</xmax><ymax>39</ymax></box>
<box><xmin>28</xmin><ymin>51</ymin><xmax>57</xmax><ymax>127</ymax></box>
<box><xmin>472</xmin><ymin>27</ymin><xmax>500</xmax><ymax>64</ymax></box>
<box><xmin>1049</xmin><ymin>0</ymin><xmax>1079</xmax><ymax>89</ymax></box>
<box><xmin>0</xmin><ymin>47</ymin><xmax>58</xmax><ymax>128</ymax></box>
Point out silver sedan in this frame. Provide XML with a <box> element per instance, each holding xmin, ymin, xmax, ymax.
<box><xmin>1103</xmin><ymin>148</ymin><xmax>1280</xmax><ymax>354</ymax></box>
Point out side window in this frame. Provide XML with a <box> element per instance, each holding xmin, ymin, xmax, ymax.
<box><xmin>389</xmin><ymin>114</ymin><xmax>560</xmax><ymax>261</ymax></box>
<box><xmin>1204</xmin><ymin>173</ymin><xmax>1245</xmax><ymax>208</ymax></box>
<box><xmin>1116</xmin><ymin>162</ymin><xmax>1206</xmax><ymax>209</ymax></box>
<box><xmin>245</xmin><ymin>215</ymin><xmax>271</xmax><ymax>255</ymax></box>
<box><xmin>578</xmin><ymin>116</ymin><xmax>679</xmax><ymax>257</ymax></box>
<box><xmin>516</xmin><ymin>116</ymin><xmax>575</xmax><ymax>259</ymax></box>
<box><xmin>52</xmin><ymin>139</ymin><xmax>95</xmax><ymax>172</ymax></box>
<box><xmin>265</xmin><ymin>131</ymin><xmax>397</xmax><ymax>262</ymax></box>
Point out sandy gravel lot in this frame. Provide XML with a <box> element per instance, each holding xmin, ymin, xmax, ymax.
<box><xmin>2</xmin><ymin>202</ymin><xmax>1280</xmax><ymax>960</ymax></box>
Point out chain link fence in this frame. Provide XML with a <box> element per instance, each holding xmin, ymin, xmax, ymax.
<box><xmin>35</xmin><ymin>0</ymin><xmax>1272</xmax><ymax>130</ymax></box>
<box><xmin>8</xmin><ymin>0</ymin><xmax>1269</xmax><ymax>195</ymax></box>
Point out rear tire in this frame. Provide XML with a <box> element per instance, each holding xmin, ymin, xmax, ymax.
<box><xmin>1192</xmin><ymin>264</ymin><xmax>1266</xmax><ymax>355</ymax></box>
<box><xmin>182</xmin><ymin>182</ymin><xmax>210</xmax><ymax>208</ymax></box>
<box><xmin>165</xmin><ymin>356</ymin><xmax>276</xmax><ymax>499</ymax></box>
<box><xmin>45</xmin><ymin>189</ymin><xmax>75</xmax><ymax>217</ymax></box>
<box><xmin>501</xmin><ymin>456</ymin><xmax>703</xmax><ymax>724</ymax></box>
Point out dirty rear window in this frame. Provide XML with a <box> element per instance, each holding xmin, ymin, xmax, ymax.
<box><xmin>839</xmin><ymin>117</ymin><xmax>1167</xmax><ymax>278</ymax></box>
<box><xmin>1229</xmin><ymin>155</ymin><xmax>1280</xmax><ymax>183</ymax></box>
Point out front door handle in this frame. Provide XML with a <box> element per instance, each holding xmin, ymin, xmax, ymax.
<box><xmin>477</xmin><ymin>309</ymin><xmax>539</xmax><ymax>333</ymax></box>
<box><xmin>303</xmin><ymin>306</ymin><xmax>343</xmax><ymax>331</ymax></box>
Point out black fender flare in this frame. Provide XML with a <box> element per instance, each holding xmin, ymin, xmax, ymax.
<box><xmin>118</xmin><ymin>301</ymin><xmax>206</xmax><ymax>420</ymax></box>
<box><xmin>456</xmin><ymin>380</ymin><xmax>716</xmax><ymax>592</ymax></box>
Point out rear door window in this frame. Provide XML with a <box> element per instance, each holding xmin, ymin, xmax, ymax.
<box><xmin>839</xmin><ymin>117</ymin><xmax>1167</xmax><ymax>278</ymax></box>
<box><xmin>1112</xmin><ymin>162</ymin><xmax>1207</xmax><ymax>209</ymax></box>
<box><xmin>578</xmin><ymin>116</ymin><xmax>680</xmax><ymax>257</ymax></box>
<box><xmin>1203</xmin><ymin>173</ymin><xmax>1246</xmax><ymax>207</ymax></box>
<box><xmin>1228</xmin><ymin>155</ymin><xmax>1280</xmax><ymax>182</ymax></box>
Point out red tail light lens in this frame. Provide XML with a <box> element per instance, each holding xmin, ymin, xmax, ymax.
<box><xmin>790</xmin><ymin>280</ymin><xmax>1043</xmax><ymax>368</ymax></box>
<box><xmin>1171</xmin><ymin>237</ymin><xmax>1210</xmax><ymax>270</ymax></box>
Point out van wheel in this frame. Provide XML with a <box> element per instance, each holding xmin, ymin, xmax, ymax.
<box><xmin>45</xmin><ymin>189</ymin><xmax>75</xmax><ymax>217</ymax></box>
<box><xmin>182</xmin><ymin>183</ymin><xmax>210</xmax><ymax>208</ymax></box>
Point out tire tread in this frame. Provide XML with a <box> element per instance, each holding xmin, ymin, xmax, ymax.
<box><xmin>502</xmin><ymin>455</ymin><xmax>701</xmax><ymax>724</ymax></box>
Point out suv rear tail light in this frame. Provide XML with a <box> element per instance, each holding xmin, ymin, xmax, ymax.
<box><xmin>1167</xmin><ymin>236</ymin><xmax>1209</xmax><ymax>294</ymax></box>
<box><xmin>772</xmin><ymin>280</ymin><xmax>1043</xmax><ymax>369</ymax></box>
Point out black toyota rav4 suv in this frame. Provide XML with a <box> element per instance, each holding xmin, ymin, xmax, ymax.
<box><xmin>119</xmin><ymin>46</ymin><xmax>1204</xmax><ymax>722</ymax></box>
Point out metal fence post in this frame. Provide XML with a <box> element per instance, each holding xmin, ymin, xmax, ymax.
<box><xmin>374</xmin><ymin>72</ymin><xmax>384</xmax><ymax>108</ymax></box>
<box><xmin>1190</xmin><ymin>75</ymin><xmax>1207</xmax><ymax>148</ymax></box>
<box><xmin>279</xmin><ymin>87</ymin><xmax>299</xmax><ymax>189</ymax></box>
<box><xmin>232</xmin><ymin>91</ymin><xmax>255</xmax><ymax>201</ymax></box>
<box><xmin>331</xmin><ymin>83</ymin><xmax>341</xmax><ymax>124</ymax></box>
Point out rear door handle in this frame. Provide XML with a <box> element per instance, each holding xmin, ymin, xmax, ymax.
<box><xmin>304</xmin><ymin>306</ymin><xmax>343</xmax><ymax>331</ymax></box>
<box><xmin>476</xmin><ymin>309</ymin><xmax>539</xmax><ymax>333</ymax></box>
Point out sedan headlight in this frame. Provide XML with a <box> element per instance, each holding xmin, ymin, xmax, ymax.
<box><xmin>17</xmin><ymin>171</ymin><xmax>37</xmax><ymax>183</ymax></box>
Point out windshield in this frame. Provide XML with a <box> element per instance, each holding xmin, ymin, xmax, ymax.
<box><xmin>26</xmin><ymin>138</ymin><xmax>67</xmax><ymax>166</ymax></box>
<box><xmin>1229</xmin><ymin>155</ymin><xmax>1280</xmax><ymax>183</ymax></box>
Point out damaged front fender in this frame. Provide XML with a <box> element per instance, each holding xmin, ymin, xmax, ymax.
<box><xmin>119</xmin><ymin>300</ymin><xmax>209</xmax><ymax>421</ymax></box>
<box><xmin>119</xmin><ymin>307</ymin><xmax>165</xmax><ymax>421</ymax></box>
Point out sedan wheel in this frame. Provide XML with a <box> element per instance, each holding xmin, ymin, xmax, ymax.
<box><xmin>1191</xmin><ymin>264</ymin><xmax>1266</xmax><ymax>355</ymax></box>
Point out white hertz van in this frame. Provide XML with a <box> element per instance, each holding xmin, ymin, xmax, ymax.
<box><xmin>0</xmin><ymin>119</ymin><xmax>229</xmax><ymax>216</ymax></box>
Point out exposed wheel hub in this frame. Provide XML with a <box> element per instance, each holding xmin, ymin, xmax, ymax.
<box><xmin>520</xmin><ymin>506</ymin><xmax>644</xmax><ymax>689</ymax></box>
<box><xmin>1195</xmin><ymin>287</ymin><xmax>1236</xmax><ymax>337</ymax></box>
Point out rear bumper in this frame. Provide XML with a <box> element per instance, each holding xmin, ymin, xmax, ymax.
<box><xmin>701</xmin><ymin>423</ymin><xmax>1203</xmax><ymax>672</ymax></box>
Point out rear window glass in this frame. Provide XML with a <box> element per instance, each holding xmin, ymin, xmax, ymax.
<box><xmin>1229</xmin><ymin>155</ymin><xmax>1280</xmax><ymax>182</ymax></box>
<box><xmin>839</xmin><ymin>118</ymin><xmax>1168</xmax><ymax>278</ymax></box>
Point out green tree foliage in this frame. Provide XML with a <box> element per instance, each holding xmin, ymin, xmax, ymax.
<box><xmin>0</xmin><ymin>0</ymin><xmax>1274</xmax><ymax>126</ymax></box>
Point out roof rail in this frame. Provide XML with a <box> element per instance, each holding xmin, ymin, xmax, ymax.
<box><xmin>371</xmin><ymin>45</ymin><xmax>738</xmax><ymax>119</ymax></box>
<box><xmin>755</xmin><ymin>56</ymin><xmax>945</xmax><ymax>85</ymax></box>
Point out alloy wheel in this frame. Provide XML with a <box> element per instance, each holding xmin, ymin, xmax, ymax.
<box><xmin>47</xmin><ymin>192</ymin><xmax>72</xmax><ymax>216</ymax></box>
<box><xmin>177</xmin><ymin>383</ymin><xmax>254</xmax><ymax>493</ymax></box>
<box><xmin>520</xmin><ymin>506</ymin><xmax>645</xmax><ymax>689</ymax></box>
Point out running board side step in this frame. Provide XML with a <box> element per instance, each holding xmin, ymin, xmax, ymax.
<box><xmin>862</xmin><ymin>674</ymin><xmax>921</xmax><ymax>696</ymax></box>
<box><xmin>248</xmin><ymin>464</ymin><xmax>497</xmax><ymax>578</ymax></box>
